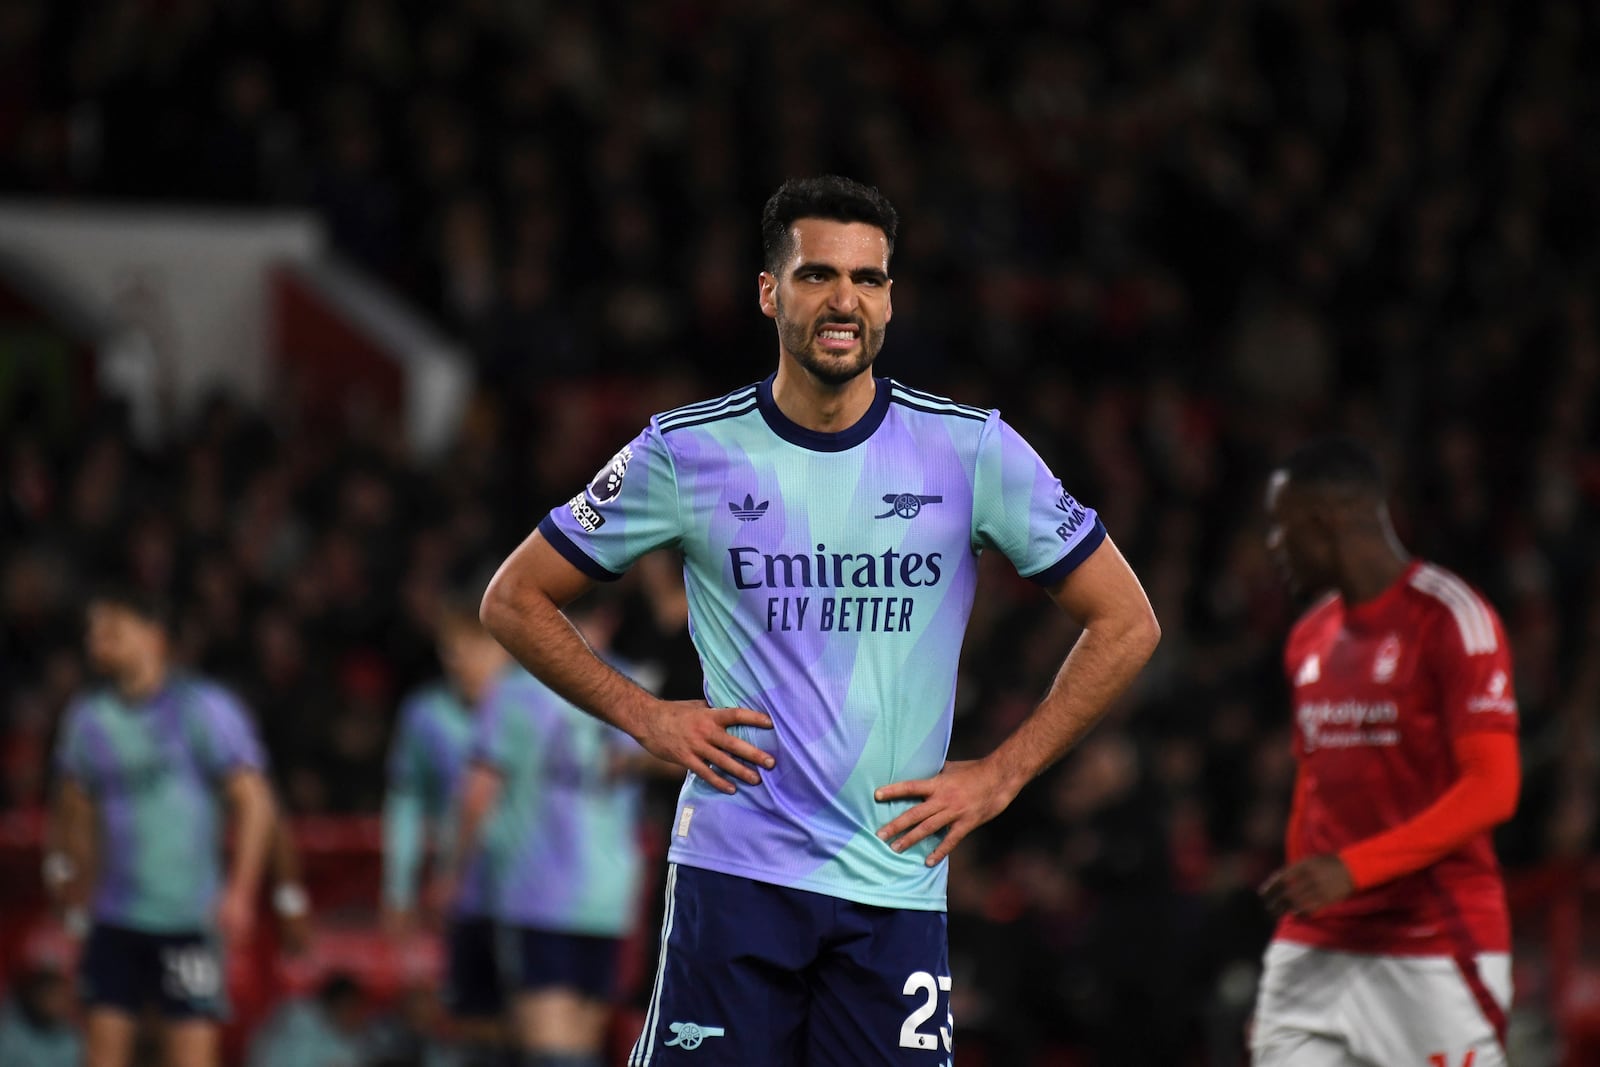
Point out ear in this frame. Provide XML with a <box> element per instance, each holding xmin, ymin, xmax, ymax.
<box><xmin>884</xmin><ymin>277</ymin><xmax>893</xmax><ymax>323</ymax></box>
<box><xmin>758</xmin><ymin>271</ymin><xmax>778</xmax><ymax>320</ymax></box>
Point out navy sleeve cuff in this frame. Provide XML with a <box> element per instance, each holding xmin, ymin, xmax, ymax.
<box><xmin>1027</xmin><ymin>517</ymin><xmax>1108</xmax><ymax>587</ymax></box>
<box><xmin>538</xmin><ymin>515</ymin><xmax>624</xmax><ymax>581</ymax></box>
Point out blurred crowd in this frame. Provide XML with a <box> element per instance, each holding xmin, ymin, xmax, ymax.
<box><xmin>4</xmin><ymin>0</ymin><xmax>1599</xmax><ymax>1061</ymax></box>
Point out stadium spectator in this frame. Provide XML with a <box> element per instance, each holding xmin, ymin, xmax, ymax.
<box><xmin>245</xmin><ymin>971</ymin><xmax>368</xmax><ymax>1067</ymax></box>
<box><xmin>0</xmin><ymin>963</ymin><xmax>81</xmax><ymax>1067</ymax></box>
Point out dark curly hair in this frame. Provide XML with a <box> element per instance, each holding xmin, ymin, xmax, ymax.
<box><xmin>760</xmin><ymin>176</ymin><xmax>899</xmax><ymax>273</ymax></box>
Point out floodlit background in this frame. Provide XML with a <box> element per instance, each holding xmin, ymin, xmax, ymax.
<box><xmin>1</xmin><ymin>1</ymin><xmax>1597</xmax><ymax>1064</ymax></box>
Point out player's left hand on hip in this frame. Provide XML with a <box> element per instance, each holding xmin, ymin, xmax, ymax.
<box><xmin>874</xmin><ymin>759</ymin><xmax>1017</xmax><ymax>866</ymax></box>
<box><xmin>1259</xmin><ymin>854</ymin><xmax>1355</xmax><ymax>917</ymax></box>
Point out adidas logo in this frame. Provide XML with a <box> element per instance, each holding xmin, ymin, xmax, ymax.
<box><xmin>728</xmin><ymin>494</ymin><xmax>770</xmax><ymax>522</ymax></box>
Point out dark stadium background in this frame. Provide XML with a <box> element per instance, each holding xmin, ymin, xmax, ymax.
<box><xmin>1</xmin><ymin>1</ymin><xmax>1597</xmax><ymax>1064</ymax></box>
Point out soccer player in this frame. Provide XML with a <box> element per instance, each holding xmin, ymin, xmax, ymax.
<box><xmin>1253</xmin><ymin>438</ymin><xmax>1521</xmax><ymax>1067</ymax></box>
<box><xmin>46</xmin><ymin>584</ymin><xmax>275</xmax><ymax>1067</ymax></box>
<box><xmin>445</xmin><ymin>596</ymin><xmax>659</xmax><ymax>1067</ymax></box>
<box><xmin>382</xmin><ymin>599</ymin><xmax>508</xmax><ymax>1057</ymax></box>
<box><xmin>479</xmin><ymin>175</ymin><xmax>1160</xmax><ymax>1065</ymax></box>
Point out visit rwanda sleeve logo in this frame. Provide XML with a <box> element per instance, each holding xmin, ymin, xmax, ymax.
<box><xmin>728</xmin><ymin>494</ymin><xmax>770</xmax><ymax>522</ymax></box>
<box><xmin>1055</xmin><ymin>490</ymin><xmax>1088</xmax><ymax>539</ymax></box>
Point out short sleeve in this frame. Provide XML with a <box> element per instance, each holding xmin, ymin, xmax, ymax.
<box><xmin>1432</xmin><ymin>604</ymin><xmax>1519</xmax><ymax>739</ymax></box>
<box><xmin>971</xmin><ymin>415</ymin><xmax>1107</xmax><ymax>585</ymax></box>
<box><xmin>53</xmin><ymin>699</ymin><xmax>94</xmax><ymax>787</ymax></box>
<box><xmin>386</xmin><ymin>697</ymin><xmax>428</xmax><ymax>793</ymax></box>
<box><xmin>538</xmin><ymin>422</ymin><xmax>683</xmax><ymax>581</ymax></box>
<box><xmin>191</xmin><ymin>685</ymin><xmax>267</xmax><ymax>779</ymax></box>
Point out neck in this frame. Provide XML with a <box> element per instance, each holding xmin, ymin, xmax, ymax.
<box><xmin>771</xmin><ymin>356</ymin><xmax>876</xmax><ymax>433</ymax></box>
<box><xmin>118</xmin><ymin>660</ymin><xmax>167</xmax><ymax>703</ymax></box>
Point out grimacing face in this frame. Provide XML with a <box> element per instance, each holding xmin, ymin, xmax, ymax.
<box><xmin>759</xmin><ymin>218</ymin><xmax>892</xmax><ymax>386</ymax></box>
<box><xmin>85</xmin><ymin>601</ymin><xmax>164</xmax><ymax>678</ymax></box>
<box><xmin>1264</xmin><ymin>470</ymin><xmax>1335</xmax><ymax>597</ymax></box>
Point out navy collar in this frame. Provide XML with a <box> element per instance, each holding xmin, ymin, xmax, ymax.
<box><xmin>756</xmin><ymin>373</ymin><xmax>891</xmax><ymax>452</ymax></box>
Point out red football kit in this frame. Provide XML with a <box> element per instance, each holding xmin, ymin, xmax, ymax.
<box><xmin>1277</xmin><ymin>559</ymin><xmax>1520</xmax><ymax>957</ymax></box>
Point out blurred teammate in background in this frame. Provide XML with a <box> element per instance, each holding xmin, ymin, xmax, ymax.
<box><xmin>442</xmin><ymin>594</ymin><xmax>665</xmax><ymax>1067</ymax></box>
<box><xmin>46</xmin><ymin>583</ymin><xmax>275</xmax><ymax>1067</ymax></box>
<box><xmin>382</xmin><ymin>596</ymin><xmax>509</xmax><ymax>1064</ymax></box>
<box><xmin>480</xmin><ymin>175</ymin><xmax>1159</xmax><ymax>1066</ymax></box>
<box><xmin>1254</xmin><ymin>438</ymin><xmax>1521</xmax><ymax>1067</ymax></box>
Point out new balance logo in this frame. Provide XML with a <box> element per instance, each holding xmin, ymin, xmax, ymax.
<box><xmin>875</xmin><ymin>493</ymin><xmax>943</xmax><ymax>519</ymax></box>
<box><xmin>664</xmin><ymin>1022</ymin><xmax>726</xmax><ymax>1050</ymax></box>
<box><xmin>728</xmin><ymin>494</ymin><xmax>770</xmax><ymax>522</ymax></box>
<box><xmin>1295</xmin><ymin>654</ymin><xmax>1320</xmax><ymax>687</ymax></box>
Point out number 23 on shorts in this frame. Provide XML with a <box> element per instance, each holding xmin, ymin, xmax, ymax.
<box><xmin>900</xmin><ymin>971</ymin><xmax>953</xmax><ymax>1057</ymax></box>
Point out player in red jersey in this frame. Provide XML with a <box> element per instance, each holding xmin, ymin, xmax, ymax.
<box><xmin>1251</xmin><ymin>438</ymin><xmax>1521</xmax><ymax>1067</ymax></box>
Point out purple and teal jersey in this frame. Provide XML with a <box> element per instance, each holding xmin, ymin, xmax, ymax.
<box><xmin>382</xmin><ymin>683</ymin><xmax>487</xmax><ymax>917</ymax></box>
<box><xmin>471</xmin><ymin>663</ymin><xmax>647</xmax><ymax>936</ymax></box>
<box><xmin>53</xmin><ymin>675</ymin><xmax>266</xmax><ymax>933</ymax></box>
<box><xmin>537</xmin><ymin>375</ymin><xmax>1106</xmax><ymax>911</ymax></box>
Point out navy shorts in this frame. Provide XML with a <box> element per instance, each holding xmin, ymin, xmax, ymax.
<box><xmin>79</xmin><ymin>923</ymin><xmax>227</xmax><ymax>1020</ymax></box>
<box><xmin>499</xmin><ymin>926</ymin><xmax>623</xmax><ymax>1000</ymax></box>
<box><xmin>444</xmin><ymin>916</ymin><xmax>506</xmax><ymax>1018</ymax></box>
<box><xmin>627</xmin><ymin>865</ymin><xmax>953</xmax><ymax>1066</ymax></box>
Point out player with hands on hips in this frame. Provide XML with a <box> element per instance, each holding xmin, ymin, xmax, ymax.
<box><xmin>480</xmin><ymin>175</ymin><xmax>1159</xmax><ymax>1066</ymax></box>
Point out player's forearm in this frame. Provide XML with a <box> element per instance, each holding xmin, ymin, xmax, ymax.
<box><xmin>1337</xmin><ymin>732</ymin><xmax>1519</xmax><ymax>890</ymax></box>
<box><xmin>46</xmin><ymin>781</ymin><xmax>95</xmax><ymax>904</ymax></box>
<box><xmin>448</xmin><ymin>769</ymin><xmax>499</xmax><ymax>877</ymax></box>
<box><xmin>269</xmin><ymin>814</ymin><xmax>302</xmax><ymax>887</ymax></box>
<box><xmin>985</xmin><ymin>606</ymin><xmax>1159</xmax><ymax>793</ymax></box>
<box><xmin>481</xmin><ymin>563</ymin><xmax>657</xmax><ymax>739</ymax></box>
<box><xmin>224</xmin><ymin>771</ymin><xmax>275</xmax><ymax>897</ymax></box>
<box><xmin>381</xmin><ymin>792</ymin><xmax>426</xmax><ymax>908</ymax></box>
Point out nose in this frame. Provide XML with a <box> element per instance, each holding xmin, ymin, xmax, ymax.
<box><xmin>825</xmin><ymin>278</ymin><xmax>859</xmax><ymax>313</ymax></box>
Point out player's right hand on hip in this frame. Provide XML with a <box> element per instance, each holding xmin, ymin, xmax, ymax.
<box><xmin>639</xmin><ymin>701</ymin><xmax>775</xmax><ymax>794</ymax></box>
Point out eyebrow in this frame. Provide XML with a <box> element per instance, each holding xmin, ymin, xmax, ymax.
<box><xmin>792</xmin><ymin>262</ymin><xmax>890</xmax><ymax>284</ymax></box>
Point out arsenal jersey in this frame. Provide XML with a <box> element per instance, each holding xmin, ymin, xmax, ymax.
<box><xmin>540</xmin><ymin>375</ymin><xmax>1105</xmax><ymax>911</ymax></box>
<box><xmin>1277</xmin><ymin>560</ymin><xmax>1518</xmax><ymax>955</ymax></box>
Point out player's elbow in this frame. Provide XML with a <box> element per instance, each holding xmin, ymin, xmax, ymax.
<box><xmin>228</xmin><ymin>769</ymin><xmax>275</xmax><ymax>820</ymax></box>
<box><xmin>479</xmin><ymin>570</ymin><xmax>516</xmax><ymax>641</ymax></box>
<box><xmin>1125</xmin><ymin>601</ymin><xmax>1162</xmax><ymax>666</ymax></box>
<box><xmin>1484</xmin><ymin>769</ymin><xmax>1520</xmax><ymax>827</ymax></box>
<box><xmin>1459</xmin><ymin>736</ymin><xmax>1521</xmax><ymax>828</ymax></box>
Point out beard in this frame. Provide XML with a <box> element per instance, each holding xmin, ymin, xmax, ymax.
<box><xmin>775</xmin><ymin>300</ymin><xmax>886</xmax><ymax>386</ymax></box>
